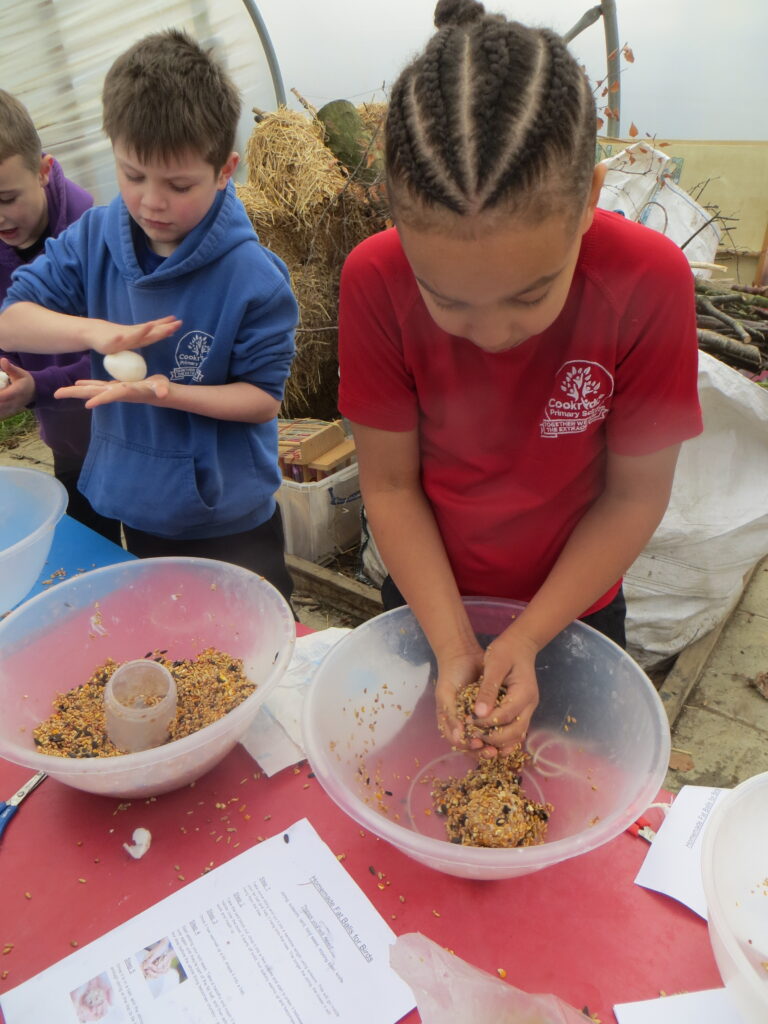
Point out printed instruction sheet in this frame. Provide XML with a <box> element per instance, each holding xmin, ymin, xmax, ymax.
<box><xmin>0</xmin><ymin>818</ymin><xmax>415</xmax><ymax>1024</ymax></box>
<box><xmin>634</xmin><ymin>785</ymin><xmax>726</xmax><ymax>918</ymax></box>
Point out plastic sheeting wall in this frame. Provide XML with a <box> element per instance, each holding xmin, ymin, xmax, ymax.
<box><xmin>0</xmin><ymin>0</ymin><xmax>279</xmax><ymax>204</ymax></box>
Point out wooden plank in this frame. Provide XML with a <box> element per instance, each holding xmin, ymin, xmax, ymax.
<box><xmin>657</xmin><ymin>619</ymin><xmax>728</xmax><ymax>728</ymax></box>
<box><xmin>308</xmin><ymin>438</ymin><xmax>356</xmax><ymax>472</ymax></box>
<box><xmin>286</xmin><ymin>553</ymin><xmax>383</xmax><ymax>623</ymax></box>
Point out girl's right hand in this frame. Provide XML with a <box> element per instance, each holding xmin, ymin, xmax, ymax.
<box><xmin>86</xmin><ymin>315</ymin><xmax>182</xmax><ymax>355</ymax></box>
<box><xmin>435</xmin><ymin>648</ymin><xmax>485</xmax><ymax>748</ymax></box>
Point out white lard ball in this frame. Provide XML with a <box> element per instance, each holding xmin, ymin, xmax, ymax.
<box><xmin>103</xmin><ymin>351</ymin><xmax>148</xmax><ymax>382</ymax></box>
<box><xmin>0</xmin><ymin>370</ymin><xmax>10</xmax><ymax>390</ymax></box>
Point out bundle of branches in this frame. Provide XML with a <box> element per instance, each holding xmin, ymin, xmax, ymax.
<box><xmin>237</xmin><ymin>106</ymin><xmax>389</xmax><ymax>419</ymax></box>
<box><xmin>695</xmin><ymin>279</ymin><xmax>768</xmax><ymax>373</ymax></box>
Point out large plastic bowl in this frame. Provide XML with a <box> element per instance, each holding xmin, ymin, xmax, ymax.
<box><xmin>0</xmin><ymin>466</ymin><xmax>67</xmax><ymax>613</ymax></box>
<box><xmin>0</xmin><ymin>557</ymin><xmax>295</xmax><ymax>797</ymax></box>
<box><xmin>303</xmin><ymin>598</ymin><xmax>670</xmax><ymax>880</ymax></box>
<box><xmin>701</xmin><ymin>771</ymin><xmax>768</xmax><ymax>1024</ymax></box>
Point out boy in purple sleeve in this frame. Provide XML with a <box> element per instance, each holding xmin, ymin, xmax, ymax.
<box><xmin>0</xmin><ymin>90</ymin><xmax>120</xmax><ymax>542</ymax></box>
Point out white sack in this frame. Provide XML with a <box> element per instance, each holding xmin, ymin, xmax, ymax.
<box><xmin>598</xmin><ymin>143</ymin><xmax>721</xmax><ymax>274</ymax></box>
<box><xmin>625</xmin><ymin>351</ymin><xmax>768</xmax><ymax>668</ymax></box>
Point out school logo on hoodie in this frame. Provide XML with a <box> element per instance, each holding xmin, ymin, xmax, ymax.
<box><xmin>540</xmin><ymin>360</ymin><xmax>613</xmax><ymax>438</ymax></box>
<box><xmin>169</xmin><ymin>330</ymin><xmax>213</xmax><ymax>383</ymax></box>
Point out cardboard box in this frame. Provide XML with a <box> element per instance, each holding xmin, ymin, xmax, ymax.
<box><xmin>278</xmin><ymin>419</ymin><xmax>346</xmax><ymax>469</ymax></box>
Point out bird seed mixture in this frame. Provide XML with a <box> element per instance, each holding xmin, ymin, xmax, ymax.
<box><xmin>432</xmin><ymin>679</ymin><xmax>553</xmax><ymax>848</ymax></box>
<box><xmin>33</xmin><ymin>648</ymin><xmax>255</xmax><ymax>758</ymax></box>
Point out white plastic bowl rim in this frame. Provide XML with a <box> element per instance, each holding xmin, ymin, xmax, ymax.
<box><xmin>701</xmin><ymin>769</ymin><xmax>768</xmax><ymax>1006</ymax></box>
<box><xmin>0</xmin><ymin>557</ymin><xmax>296</xmax><ymax>778</ymax></box>
<box><xmin>0</xmin><ymin>466</ymin><xmax>67</xmax><ymax>558</ymax></box>
<box><xmin>303</xmin><ymin>599</ymin><xmax>670</xmax><ymax>871</ymax></box>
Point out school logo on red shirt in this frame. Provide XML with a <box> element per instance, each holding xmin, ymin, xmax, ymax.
<box><xmin>540</xmin><ymin>360</ymin><xmax>614</xmax><ymax>438</ymax></box>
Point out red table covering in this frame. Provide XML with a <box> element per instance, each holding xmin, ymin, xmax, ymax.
<box><xmin>0</xmin><ymin>519</ymin><xmax>722</xmax><ymax>1022</ymax></box>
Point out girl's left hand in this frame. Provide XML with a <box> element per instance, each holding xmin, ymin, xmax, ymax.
<box><xmin>470</xmin><ymin>630</ymin><xmax>541</xmax><ymax>755</ymax></box>
<box><xmin>54</xmin><ymin>375</ymin><xmax>171</xmax><ymax>408</ymax></box>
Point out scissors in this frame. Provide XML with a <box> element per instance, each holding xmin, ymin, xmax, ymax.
<box><xmin>0</xmin><ymin>772</ymin><xmax>47</xmax><ymax>841</ymax></box>
<box><xmin>627</xmin><ymin>815</ymin><xmax>656</xmax><ymax>843</ymax></box>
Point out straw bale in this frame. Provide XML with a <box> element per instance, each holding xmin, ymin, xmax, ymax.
<box><xmin>244</xmin><ymin>109</ymin><xmax>345</xmax><ymax>224</ymax></box>
<box><xmin>237</xmin><ymin>106</ymin><xmax>390</xmax><ymax>419</ymax></box>
<box><xmin>357</xmin><ymin>101</ymin><xmax>388</xmax><ymax>138</ymax></box>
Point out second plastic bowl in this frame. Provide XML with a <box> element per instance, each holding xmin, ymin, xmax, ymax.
<box><xmin>0</xmin><ymin>557</ymin><xmax>295</xmax><ymax>797</ymax></box>
<box><xmin>0</xmin><ymin>466</ymin><xmax>67</xmax><ymax>613</ymax></box>
<box><xmin>701</xmin><ymin>771</ymin><xmax>768</xmax><ymax>1024</ymax></box>
<box><xmin>303</xmin><ymin>598</ymin><xmax>670</xmax><ymax>880</ymax></box>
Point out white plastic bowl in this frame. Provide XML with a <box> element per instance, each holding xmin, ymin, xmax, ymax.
<box><xmin>0</xmin><ymin>466</ymin><xmax>67</xmax><ymax>613</ymax></box>
<box><xmin>0</xmin><ymin>557</ymin><xmax>295</xmax><ymax>797</ymax></box>
<box><xmin>701</xmin><ymin>771</ymin><xmax>768</xmax><ymax>1024</ymax></box>
<box><xmin>303</xmin><ymin>598</ymin><xmax>670</xmax><ymax>880</ymax></box>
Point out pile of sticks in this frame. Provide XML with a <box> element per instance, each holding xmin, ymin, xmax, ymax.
<box><xmin>695</xmin><ymin>278</ymin><xmax>768</xmax><ymax>372</ymax></box>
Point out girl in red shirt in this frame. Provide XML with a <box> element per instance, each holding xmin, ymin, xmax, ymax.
<box><xmin>338</xmin><ymin>0</ymin><xmax>702</xmax><ymax>756</ymax></box>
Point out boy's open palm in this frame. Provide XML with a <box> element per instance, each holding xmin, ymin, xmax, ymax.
<box><xmin>55</xmin><ymin>374</ymin><xmax>170</xmax><ymax>408</ymax></box>
<box><xmin>87</xmin><ymin>315</ymin><xmax>182</xmax><ymax>355</ymax></box>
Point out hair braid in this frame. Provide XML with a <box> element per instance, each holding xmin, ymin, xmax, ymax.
<box><xmin>385</xmin><ymin>0</ymin><xmax>597</xmax><ymax>226</ymax></box>
<box><xmin>486</xmin><ymin>31</ymin><xmax>592</xmax><ymax>207</ymax></box>
<box><xmin>416</xmin><ymin>26</ymin><xmax>473</xmax><ymax>197</ymax></box>
<box><xmin>388</xmin><ymin>74</ymin><xmax>465</xmax><ymax>212</ymax></box>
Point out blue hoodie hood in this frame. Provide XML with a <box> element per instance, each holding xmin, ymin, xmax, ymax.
<box><xmin>6</xmin><ymin>181</ymin><xmax>297</xmax><ymax>538</ymax></box>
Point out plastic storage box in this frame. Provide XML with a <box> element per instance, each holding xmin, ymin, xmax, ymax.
<box><xmin>276</xmin><ymin>461</ymin><xmax>361</xmax><ymax>564</ymax></box>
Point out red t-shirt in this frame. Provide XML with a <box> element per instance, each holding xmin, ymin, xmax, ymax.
<box><xmin>338</xmin><ymin>209</ymin><xmax>703</xmax><ymax>614</ymax></box>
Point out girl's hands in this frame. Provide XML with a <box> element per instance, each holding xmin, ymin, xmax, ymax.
<box><xmin>471</xmin><ymin>629</ymin><xmax>540</xmax><ymax>755</ymax></box>
<box><xmin>55</xmin><ymin>374</ymin><xmax>170</xmax><ymax>408</ymax></box>
<box><xmin>434</xmin><ymin>627</ymin><xmax>541</xmax><ymax>756</ymax></box>
<box><xmin>85</xmin><ymin>315</ymin><xmax>182</xmax><ymax>355</ymax></box>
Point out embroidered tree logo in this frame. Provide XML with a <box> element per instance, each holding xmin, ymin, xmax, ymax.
<box><xmin>561</xmin><ymin>364</ymin><xmax>602</xmax><ymax>404</ymax></box>
<box><xmin>187</xmin><ymin>333</ymin><xmax>211</xmax><ymax>360</ymax></box>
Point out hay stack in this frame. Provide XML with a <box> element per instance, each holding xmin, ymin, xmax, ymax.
<box><xmin>237</xmin><ymin>107</ymin><xmax>388</xmax><ymax>419</ymax></box>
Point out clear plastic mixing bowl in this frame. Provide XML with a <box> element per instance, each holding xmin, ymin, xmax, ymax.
<box><xmin>0</xmin><ymin>557</ymin><xmax>295</xmax><ymax>797</ymax></box>
<box><xmin>303</xmin><ymin>598</ymin><xmax>670</xmax><ymax>880</ymax></box>
<box><xmin>702</xmin><ymin>771</ymin><xmax>768</xmax><ymax>1024</ymax></box>
<box><xmin>0</xmin><ymin>466</ymin><xmax>67</xmax><ymax>613</ymax></box>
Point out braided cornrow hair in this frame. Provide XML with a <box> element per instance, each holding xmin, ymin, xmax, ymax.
<box><xmin>386</xmin><ymin>0</ymin><xmax>596</xmax><ymax>226</ymax></box>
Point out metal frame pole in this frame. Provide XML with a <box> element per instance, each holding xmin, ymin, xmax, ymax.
<box><xmin>240</xmin><ymin>0</ymin><xmax>287</xmax><ymax>109</ymax></box>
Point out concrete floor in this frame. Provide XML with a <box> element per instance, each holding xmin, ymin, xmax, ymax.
<box><xmin>662</xmin><ymin>556</ymin><xmax>768</xmax><ymax>792</ymax></box>
<box><xmin>5</xmin><ymin>431</ymin><xmax>768</xmax><ymax>793</ymax></box>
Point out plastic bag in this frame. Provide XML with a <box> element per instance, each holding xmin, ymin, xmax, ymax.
<box><xmin>358</xmin><ymin>505</ymin><xmax>387</xmax><ymax>587</ymax></box>
<box><xmin>625</xmin><ymin>352</ymin><xmax>768</xmax><ymax>667</ymax></box>
<box><xmin>390</xmin><ymin>933</ymin><xmax>588</xmax><ymax>1024</ymax></box>
<box><xmin>597</xmin><ymin>143</ymin><xmax>720</xmax><ymax>275</ymax></box>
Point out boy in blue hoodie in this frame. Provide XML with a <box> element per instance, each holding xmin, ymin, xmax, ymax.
<box><xmin>0</xmin><ymin>31</ymin><xmax>297</xmax><ymax>601</ymax></box>
<box><xmin>0</xmin><ymin>90</ymin><xmax>120</xmax><ymax>543</ymax></box>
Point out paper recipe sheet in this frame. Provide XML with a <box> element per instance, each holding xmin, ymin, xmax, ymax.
<box><xmin>0</xmin><ymin>819</ymin><xmax>415</xmax><ymax>1024</ymax></box>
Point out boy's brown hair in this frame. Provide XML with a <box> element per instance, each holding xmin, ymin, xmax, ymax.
<box><xmin>102</xmin><ymin>29</ymin><xmax>241</xmax><ymax>171</ymax></box>
<box><xmin>0</xmin><ymin>90</ymin><xmax>43</xmax><ymax>172</ymax></box>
